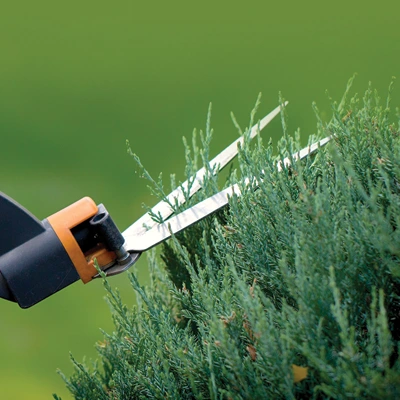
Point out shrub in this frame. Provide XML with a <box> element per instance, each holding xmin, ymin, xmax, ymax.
<box><xmin>56</xmin><ymin>78</ymin><xmax>400</xmax><ymax>399</ymax></box>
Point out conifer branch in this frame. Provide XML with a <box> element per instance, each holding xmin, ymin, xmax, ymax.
<box><xmin>59</xmin><ymin>80</ymin><xmax>400</xmax><ymax>399</ymax></box>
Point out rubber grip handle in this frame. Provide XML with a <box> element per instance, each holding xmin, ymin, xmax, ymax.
<box><xmin>0</xmin><ymin>193</ymin><xmax>95</xmax><ymax>307</ymax></box>
<box><xmin>0</xmin><ymin>218</ymin><xmax>80</xmax><ymax>308</ymax></box>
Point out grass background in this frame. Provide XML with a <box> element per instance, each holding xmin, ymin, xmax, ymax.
<box><xmin>0</xmin><ymin>1</ymin><xmax>399</xmax><ymax>398</ymax></box>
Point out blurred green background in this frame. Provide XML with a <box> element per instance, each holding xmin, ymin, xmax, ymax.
<box><xmin>0</xmin><ymin>1</ymin><xmax>399</xmax><ymax>398</ymax></box>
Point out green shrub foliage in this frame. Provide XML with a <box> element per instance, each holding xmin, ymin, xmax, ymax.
<box><xmin>57</xmin><ymin>79</ymin><xmax>400</xmax><ymax>399</ymax></box>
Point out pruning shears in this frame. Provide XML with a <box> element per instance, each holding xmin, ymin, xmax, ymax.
<box><xmin>0</xmin><ymin>104</ymin><xmax>330</xmax><ymax>308</ymax></box>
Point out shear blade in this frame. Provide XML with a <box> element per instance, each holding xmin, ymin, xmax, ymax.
<box><xmin>125</xmin><ymin>184</ymin><xmax>241</xmax><ymax>252</ymax></box>
<box><xmin>123</xmin><ymin>135</ymin><xmax>331</xmax><ymax>253</ymax></box>
<box><xmin>123</xmin><ymin>102</ymin><xmax>287</xmax><ymax>239</ymax></box>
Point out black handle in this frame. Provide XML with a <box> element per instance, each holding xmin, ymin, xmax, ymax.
<box><xmin>0</xmin><ymin>192</ymin><xmax>134</xmax><ymax>308</ymax></box>
<box><xmin>0</xmin><ymin>192</ymin><xmax>80</xmax><ymax>308</ymax></box>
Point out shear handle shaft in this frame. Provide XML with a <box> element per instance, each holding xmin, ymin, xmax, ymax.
<box><xmin>0</xmin><ymin>193</ymin><xmax>130</xmax><ymax>308</ymax></box>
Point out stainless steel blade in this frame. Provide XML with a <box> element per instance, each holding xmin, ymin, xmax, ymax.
<box><xmin>123</xmin><ymin>136</ymin><xmax>331</xmax><ymax>252</ymax></box>
<box><xmin>277</xmin><ymin>136</ymin><xmax>331</xmax><ymax>171</ymax></box>
<box><xmin>124</xmin><ymin>184</ymin><xmax>241</xmax><ymax>252</ymax></box>
<box><xmin>123</xmin><ymin>102</ymin><xmax>287</xmax><ymax>239</ymax></box>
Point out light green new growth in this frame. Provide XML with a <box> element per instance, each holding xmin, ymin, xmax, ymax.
<box><xmin>56</xmin><ymin>78</ymin><xmax>400</xmax><ymax>399</ymax></box>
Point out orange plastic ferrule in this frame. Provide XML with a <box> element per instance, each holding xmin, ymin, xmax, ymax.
<box><xmin>47</xmin><ymin>197</ymin><xmax>101</xmax><ymax>284</ymax></box>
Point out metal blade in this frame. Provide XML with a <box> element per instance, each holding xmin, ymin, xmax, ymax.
<box><xmin>123</xmin><ymin>135</ymin><xmax>331</xmax><ymax>252</ymax></box>
<box><xmin>277</xmin><ymin>136</ymin><xmax>331</xmax><ymax>171</ymax></box>
<box><xmin>125</xmin><ymin>184</ymin><xmax>241</xmax><ymax>252</ymax></box>
<box><xmin>123</xmin><ymin>102</ymin><xmax>287</xmax><ymax>239</ymax></box>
